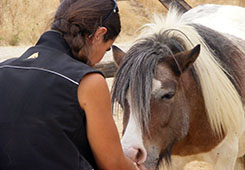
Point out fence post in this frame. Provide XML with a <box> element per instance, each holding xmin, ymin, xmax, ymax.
<box><xmin>159</xmin><ymin>0</ymin><xmax>192</xmax><ymax>12</ymax></box>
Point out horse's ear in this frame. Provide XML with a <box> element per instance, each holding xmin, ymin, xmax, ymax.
<box><xmin>173</xmin><ymin>44</ymin><xmax>200</xmax><ymax>74</ymax></box>
<box><xmin>112</xmin><ymin>45</ymin><xmax>126</xmax><ymax>67</ymax></box>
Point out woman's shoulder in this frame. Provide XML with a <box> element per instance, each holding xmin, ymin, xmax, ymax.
<box><xmin>78</xmin><ymin>73</ymin><xmax>107</xmax><ymax>92</ymax></box>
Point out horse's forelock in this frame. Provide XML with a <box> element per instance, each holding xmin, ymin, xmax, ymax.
<box><xmin>112</xmin><ymin>34</ymin><xmax>184</xmax><ymax>131</ymax></box>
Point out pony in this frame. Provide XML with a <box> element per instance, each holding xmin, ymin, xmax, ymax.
<box><xmin>111</xmin><ymin>4</ymin><xmax>245</xmax><ymax>170</ymax></box>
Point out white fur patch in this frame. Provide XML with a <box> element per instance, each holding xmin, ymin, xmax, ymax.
<box><xmin>152</xmin><ymin>78</ymin><xmax>162</xmax><ymax>95</ymax></box>
<box><xmin>121</xmin><ymin>92</ymin><xmax>147</xmax><ymax>163</ymax></box>
<box><xmin>182</xmin><ymin>4</ymin><xmax>245</xmax><ymax>40</ymax></box>
<box><xmin>161</xmin><ymin>132</ymin><xmax>240</xmax><ymax>170</ymax></box>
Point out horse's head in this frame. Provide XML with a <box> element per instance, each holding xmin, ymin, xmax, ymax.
<box><xmin>112</xmin><ymin>34</ymin><xmax>200</xmax><ymax>169</ymax></box>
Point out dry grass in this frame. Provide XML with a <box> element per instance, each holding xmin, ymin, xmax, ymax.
<box><xmin>116</xmin><ymin>1</ymin><xmax>149</xmax><ymax>43</ymax></box>
<box><xmin>0</xmin><ymin>0</ymin><xmax>59</xmax><ymax>46</ymax></box>
<box><xmin>0</xmin><ymin>0</ymin><xmax>245</xmax><ymax>46</ymax></box>
<box><xmin>116</xmin><ymin>0</ymin><xmax>166</xmax><ymax>43</ymax></box>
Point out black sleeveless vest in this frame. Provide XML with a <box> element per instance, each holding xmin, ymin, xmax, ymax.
<box><xmin>0</xmin><ymin>31</ymin><xmax>102</xmax><ymax>170</ymax></box>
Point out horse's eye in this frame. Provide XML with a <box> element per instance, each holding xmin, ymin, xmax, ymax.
<box><xmin>161</xmin><ymin>91</ymin><xmax>175</xmax><ymax>100</ymax></box>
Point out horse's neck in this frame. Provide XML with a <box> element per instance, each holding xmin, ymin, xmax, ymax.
<box><xmin>172</xmin><ymin>70</ymin><xmax>224</xmax><ymax>156</ymax></box>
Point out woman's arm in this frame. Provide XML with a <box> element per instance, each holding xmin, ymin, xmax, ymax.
<box><xmin>78</xmin><ymin>73</ymin><xmax>139</xmax><ymax>170</ymax></box>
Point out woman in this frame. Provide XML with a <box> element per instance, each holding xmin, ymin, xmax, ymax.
<box><xmin>0</xmin><ymin>0</ymin><xmax>140</xmax><ymax>169</ymax></box>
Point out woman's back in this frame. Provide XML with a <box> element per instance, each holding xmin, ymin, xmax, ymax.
<box><xmin>0</xmin><ymin>31</ymin><xmax>101</xmax><ymax>170</ymax></box>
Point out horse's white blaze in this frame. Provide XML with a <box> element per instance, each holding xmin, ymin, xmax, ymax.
<box><xmin>121</xmin><ymin>79</ymin><xmax>162</xmax><ymax>163</ymax></box>
<box><xmin>121</xmin><ymin>92</ymin><xmax>147</xmax><ymax>163</ymax></box>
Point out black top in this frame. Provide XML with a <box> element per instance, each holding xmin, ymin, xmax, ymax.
<box><xmin>0</xmin><ymin>31</ymin><xmax>102</xmax><ymax>170</ymax></box>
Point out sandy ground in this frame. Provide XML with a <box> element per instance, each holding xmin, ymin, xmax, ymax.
<box><xmin>0</xmin><ymin>46</ymin><xmax>30</xmax><ymax>62</ymax></box>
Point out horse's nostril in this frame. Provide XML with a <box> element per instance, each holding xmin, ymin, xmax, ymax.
<box><xmin>136</xmin><ymin>149</ymin><xmax>142</xmax><ymax>161</ymax></box>
<box><xmin>135</xmin><ymin>148</ymin><xmax>147</xmax><ymax>164</ymax></box>
<box><xmin>124</xmin><ymin>146</ymin><xmax>147</xmax><ymax>164</ymax></box>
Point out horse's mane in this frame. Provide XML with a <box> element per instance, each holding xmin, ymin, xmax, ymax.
<box><xmin>141</xmin><ymin>7</ymin><xmax>245</xmax><ymax>137</ymax></box>
<box><xmin>112</xmin><ymin>7</ymin><xmax>245</xmax><ymax>137</ymax></box>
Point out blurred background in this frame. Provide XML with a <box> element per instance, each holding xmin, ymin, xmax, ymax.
<box><xmin>0</xmin><ymin>0</ymin><xmax>245</xmax><ymax>46</ymax></box>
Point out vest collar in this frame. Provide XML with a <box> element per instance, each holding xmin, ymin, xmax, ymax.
<box><xmin>35</xmin><ymin>30</ymin><xmax>73</xmax><ymax>57</ymax></box>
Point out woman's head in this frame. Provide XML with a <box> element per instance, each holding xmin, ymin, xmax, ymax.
<box><xmin>51</xmin><ymin>0</ymin><xmax>121</xmax><ymax>65</ymax></box>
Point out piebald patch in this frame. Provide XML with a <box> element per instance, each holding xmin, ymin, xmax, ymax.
<box><xmin>121</xmin><ymin>91</ymin><xmax>147</xmax><ymax>163</ymax></box>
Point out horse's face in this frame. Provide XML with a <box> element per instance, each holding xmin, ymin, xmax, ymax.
<box><xmin>112</xmin><ymin>44</ymin><xmax>200</xmax><ymax>170</ymax></box>
<box><xmin>144</xmin><ymin>62</ymin><xmax>191</xmax><ymax>163</ymax></box>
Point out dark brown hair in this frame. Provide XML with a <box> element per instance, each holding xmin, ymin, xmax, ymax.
<box><xmin>51</xmin><ymin>0</ymin><xmax>121</xmax><ymax>63</ymax></box>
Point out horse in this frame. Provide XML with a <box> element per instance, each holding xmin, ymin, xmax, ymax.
<box><xmin>111</xmin><ymin>4</ymin><xmax>245</xmax><ymax>170</ymax></box>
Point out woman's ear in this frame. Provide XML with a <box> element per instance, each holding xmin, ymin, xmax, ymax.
<box><xmin>93</xmin><ymin>27</ymin><xmax>107</xmax><ymax>41</ymax></box>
